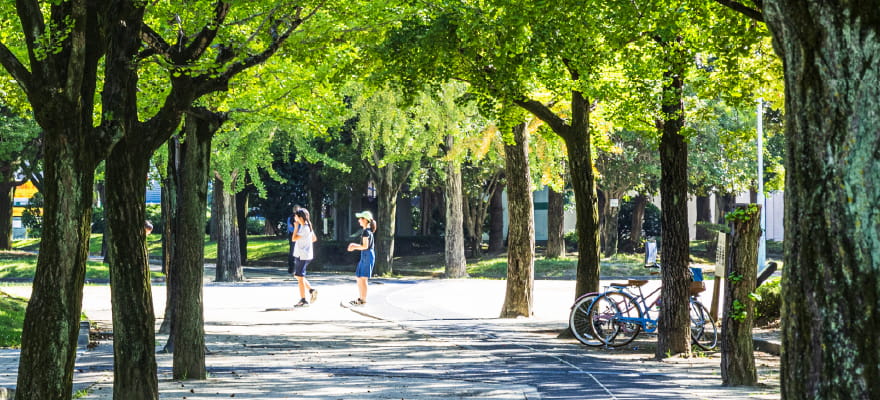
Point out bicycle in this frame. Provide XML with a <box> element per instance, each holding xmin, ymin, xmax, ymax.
<box><xmin>586</xmin><ymin>275</ymin><xmax>718</xmax><ymax>350</ymax></box>
<box><xmin>568</xmin><ymin>292</ymin><xmax>604</xmax><ymax>346</ymax></box>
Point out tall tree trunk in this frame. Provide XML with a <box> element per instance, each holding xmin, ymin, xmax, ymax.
<box><xmin>655</xmin><ymin>51</ymin><xmax>691</xmax><ymax>359</ymax></box>
<box><xmin>764</xmin><ymin>4</ymin><xmax>880</xmax><ymax>397</ymax></box>
<box><xmin>462</xmin><ymin>195</ymin><xmax>478</xmax><ymax>258</ymax></box>
<box><xmin>97</xmin><ymin>181</ymin><xmax>109</xmax><ymax>261</ymax></box>
<box><xmin>105</xmin><ymin>138</ymin><xmax>159</xmax><ymax>399</ymax></box>
<box><xmin>721</xmin><ymin>204</ymin><xmax>760</xmax><ymax>386</ymax></box>
<box><xmin>488</xmin><ymin>182</ymin><xmax>505</xmax><ymax>253</ymax></box>
<box><xmin>235</xmin><ymin>186</ymin><xmax>248</xmax><ymax>265</ymax></box>
<box><xmin>566</xmin><ymin>115</ymin><xmax>601</xmax><ymax>300</ymax></box>
<box><xmin>209</xmin><ymin>186</ymin><xmax>219</xmax><ymax>242</ymax></box>
<box><xmin>0</xmin><ymin>178</ymin><xmax>15</xmax><ymax>250</ymax></box>
<box><xmin>695</xmin><ymin>195</ymin><xmax>712</xmax><ymax>240</ymax></box>
<box><xmin>214</xmin><ymin>174</ymin><xmax>243</xmax><ymax>282</ymax></box>
<box><xmin>374</xmin><ymin>169</ymin><xmax>399</xmax><ymax>276</ymax></box>
<box><xmin>500</xmin><ymin>122</ymin><xmax>534</xmax><ymax>318</ymax></box>
<box><xmin>159</xmin><ymin>136</ymin><xmax>182</xmax><ymax>336</ymax></box>
<box><xmin>630</xmin><ymin>194</ymin><xmax>647</xmax><ymax>251</ymax></box>
<box><xmin>545</xmin><ymin>187</ymin><xmax>566</xmax><ymax>258</ymax></box>
<box><xmin>170</xmin><ymin>110</ymin><xmax>216</xmax><ymax>380</ymax></box>
<box><xmin>419</xmin><ymin>187</ymin><xmax>432</xmax><ymax>235</ymax></box>
<box><xmin>16</xmin><ymin>135</ymin><xmax>99</xmax><ymax>400</ymax></box>
<box><xmin>601</xmin><ymin>190</ymin><xmax>623</xmax><ymax>257</ymax></box>
<box><xmin>715</xmin><ymin>193</ymin><xmax>735</xmax><ymax>224</ymax></box>
<box><xmin>515</xmin><ymin>89</ymin><xmax>601</xmax><ymax>300</ymax></box>
<box><xmin>308</xmin><ymin>164</ymin><xmax>324</xmax><ymax>237</ymax></box>
<box><xmin>444</xmin><ymin>144</ymin><xmax>467</xmax><ymax>278</ymax></box>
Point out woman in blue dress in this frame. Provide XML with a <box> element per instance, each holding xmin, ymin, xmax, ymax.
<box><xmin>347</xmin><ymin>210</ymin><xmax>376</xmax><ymax>306</ymax></box>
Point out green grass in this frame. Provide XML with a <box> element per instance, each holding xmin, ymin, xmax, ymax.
<box><xmin>0</xmin><ymin>251</ymin><xmax>163</xmax><ymax>281</ymax></box>
<box><xmin>16</xmin><ymin>234</ymin><xmax>289</xmax><ymax>263</ymax></box>
<box><xmin>203</xmin><ymin>235</ymin><xmax>288</xmax><ymax>261</ymax></box>
<box><xmin>0</xmin><ymin>290</ymin><xmax>27</xmax><ymax>347</ymax></box>
<box><xmin>467</xmin><ymin>253</ymin><xmax>648</xmax><ymax>279</ymax></box>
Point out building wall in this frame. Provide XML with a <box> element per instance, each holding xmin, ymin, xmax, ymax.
<box><xmin>675</xmin><ymin>191</ymin><xmax>785</xmax><ymax>242</ymax></box>
<box><xmin>509</xmin><ymin>187</ymin><xmax>784</xmax><ymax>243</ymax></box>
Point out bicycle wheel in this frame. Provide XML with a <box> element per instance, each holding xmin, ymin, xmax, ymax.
<box><xmin>689</xmin><ymin>299</ymin><xmax>718</xmax><ymax>350</ymax></box>
<box><xmin>590</xmin><ymin>291</ymin><xmax>642</xmax><ymax>347</ymax></box>
<box><xmin>569</xmin><ymin>294</ymin><xmax>602</xmax><ymax>346</ymax></box>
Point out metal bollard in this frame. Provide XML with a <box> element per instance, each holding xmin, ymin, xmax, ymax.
<box><xmin>77</xmin><ymin>321</ymin><xmax>91</xmax><ymax>348</ymax></box>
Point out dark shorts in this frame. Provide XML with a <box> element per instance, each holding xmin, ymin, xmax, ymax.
<box><xmin>355</xmin><ymin>250</ymin><xmax>375</xmax><ymax>278</ymax></box>
<box><xmin>294</xmin><ymin>259</ymin><xmax>311</xmax><ymax>277</ymax></box>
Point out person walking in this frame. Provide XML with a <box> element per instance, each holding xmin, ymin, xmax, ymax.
<box><xmin>347</xmin><ymin>210</ymin><xmax>376</xmax><ymax>306</ymax></box>
<box><xmin>292</xmin><ymin>209</ymin><xmax>318</xmax><ymax>307</ymax></box>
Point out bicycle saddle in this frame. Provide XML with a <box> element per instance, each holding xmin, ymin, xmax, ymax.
<box><xmin>610</xmin><ymin>279</ymin><xmax>649</xmax><ymax>288</ymax></box>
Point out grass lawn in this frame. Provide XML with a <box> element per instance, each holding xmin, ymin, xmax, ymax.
<box><xmin>467</xmin><ymin>253</ymin><xmax>648</xmax><ymax>279</ymax></box>
<box><xmin>203</xmin><ymin>235</ymin><xmax>288</xmax><ymax>261</ymax></box>
<box><xmin>16</xmin><ymin>234</ymin><xmax>289</xmax><ymax>263</ymax></box>
<box><xmin>0</xmin><ymin>290</ymin><xmax>27</xmax><ymax>347</ymax></box>
<box><xmin>0</xmin><ymin>250</ymin><xmax>163</xmax><ymax>281</ymax></box>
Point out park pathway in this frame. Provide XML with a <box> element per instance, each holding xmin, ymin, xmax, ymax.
<box><xmin>0</xmin><ymin>271</ymin><xmax>780</xmax><ymax>399</ymax></box>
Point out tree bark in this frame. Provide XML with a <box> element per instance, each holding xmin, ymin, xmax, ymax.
<box><xmin>16</xmin><ymin>133</ymin><xmax>99</xmax><ymax>400</ymax></box>
<box><xmin>488</xmin><ymin>182</ymin><xmax>505</xmax><ymax>253</ymax></box>
<box><xmin>308</xmin><ymin>164</ymin><xmax>324</xmax><ymax>237</ymax></box>
<box><xmin>170</xmin><ymin>111</ymin><xmax>215</xmax><ymax>380</ymax></box>
<box><xmin>374</xmin><ymin>171</ymin><xmax>398</xmax><ymax>276</ymax></box>
<box><xmin>601</xmin><ymin>190</ymin><xmax>623</xmax><ymax>257</ymax></box>
<box><xmin>695</xmin><ymin>195</ymin><xmax>712</xmax><ymax>240</ymax></box>
<box><xmin>763</xmin><ymin>3</ymin><xmax>880</xmax><ymax>397</ymax></box>
<box><xmin>13</xmin><ymin>4</ymin><xmax>146</xmax><ymax>398</ymax></box>
<box><xmin>500</xmin><ymin>122</ymin><xmax>534</xmax><ymax>318</ymax></box>
<box><xmin>545</xmin><ymin>187</ymin><xmax>566</xmax><ymax>258</ymax></box>
<box><xmin>236</xmin><ymin>184</ymin><xmax>248</xmax><ymax>265</ymax></box>
<box><xmin>515</xmin><ymin>90</ymin><xmax>600</xmax><ymax>300</ymax></box>
<box><xmin>419</xmin><ymin>187</ymin><xmax>433</xmax><ymax>235</ymax></box>
<box><xmin>214</xmin><ymin>174</ymin><xmax>243</xmax><ymax>282</ymax></box>
<box><xmin>566</xmin><ymin>121</ymin><xmax>601</xmax><ymax>299</ymax></box>
<box><xmin>209</xmin><ymin>185</ymin><xmax>220</xmax><ymax>242</ymax></box>
<box><xmin>444</xmin><ymin>144</ymin><xmax>467</xmax><ymax>278</ymax></box>
<box><xmin>721</xmin><ymin>204</ymin><xmax>760</xmax><ymax>386</ymax></box>
<box><xmin>0</xmin><ymin>177</ymin><xmax>15</xmax><ymax>250</ymax></box>
<box><xmin>159</xmin><ymin>136</ymin><xmax>181</xmax><ymax>336</ymax></box>
<box><xmin>630</xmin><ymin>194</ymin><xmax>647</xmax><ymax>251</ymax></box>
<box><xmin>105</xmin><ymin>137</ymin><xmax>159</xmax><ymax>399</ymax></box>
<box><xmin>655</xmin><ymin>51</ymin><xmax>691</xmax><ymax>359</ymax></box>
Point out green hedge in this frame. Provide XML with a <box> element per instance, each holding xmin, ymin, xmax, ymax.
<box><xmin>755</xmin><ymin>277</ymin><xmax>782</xmax><ymax>326</ymax></box>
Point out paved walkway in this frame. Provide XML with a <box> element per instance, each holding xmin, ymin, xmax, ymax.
<box><xmin>0</xmin><ymin>267</ymin><xmax>781</xmax><ymax>399</ymax></box>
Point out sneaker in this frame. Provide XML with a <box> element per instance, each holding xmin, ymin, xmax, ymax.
<box><xmin>294</xmin><ymin>298</ymin><xmax>309</xmax><ymax>308</ymax></box>
<box><xmin>309</xmin><ymin>289</ymin><xmax>318</xmax><ymax>304</ymax></box>
<box><xmin>348</xmin><ymin>298</ymin><xmax>365</xmax><ymax>307</ymax></box>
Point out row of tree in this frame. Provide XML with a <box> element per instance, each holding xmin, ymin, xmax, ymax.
<box><xmin>0</xmin><ymin>0</ymin><xmax>874</xmax><ymax>399</ymax></box>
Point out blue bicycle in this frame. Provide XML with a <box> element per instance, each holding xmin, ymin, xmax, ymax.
<box><xmin>587</xmin><ymin>278</ymin><xmax>718</xmax><ymax>350</ymax></box>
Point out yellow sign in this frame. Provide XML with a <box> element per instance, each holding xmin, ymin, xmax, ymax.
<box><xmin>12</xmin><ymin>207</ymin><xmax>25</xmax><ymax>217</ymax></box>
<box><xmin>14</xmin><ymin>181</ymin><xmax>38</xmax><ymax>199</ymax></box>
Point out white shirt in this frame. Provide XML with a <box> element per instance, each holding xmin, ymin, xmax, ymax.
<box><xmin>293</xmin><ymin>224</ymin><xmax>314</xmax><ymax>261</ymax></box>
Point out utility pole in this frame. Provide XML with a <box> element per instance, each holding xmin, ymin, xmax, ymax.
<box><xmin>756</xmin><ymin>98</ymin><xmax>767</xmax><ymax>272</ymax></box>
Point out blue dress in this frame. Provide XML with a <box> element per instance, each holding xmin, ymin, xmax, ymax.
<box><xmin>355</xmin><ymin>228</ymin><xmax>375</xmax><ymax>277</ymax></box>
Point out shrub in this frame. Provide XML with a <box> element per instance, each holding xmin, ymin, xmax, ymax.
<box><xmin>563</xmin><ymin>230</ymin><xmax>578</xmax><ymax>252</ymax></box>
<box><xmin>246</xmin><ymin>217</ymin><xmax>265</xmax><ymax>235</ymax></box>
<box><xmin>21</xmin><ymin>192</ymin><xmax>43</xmax><ymax>238</ymax></box>
<box><xmin>755</xmin><ymin>277</ymin><xmax>782</xmax><ymax>326</ymax></box>
<box><xmin>91</xmin><ymin>207</ymin><xmax>106</xmax><ymax>233</ymax></box>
